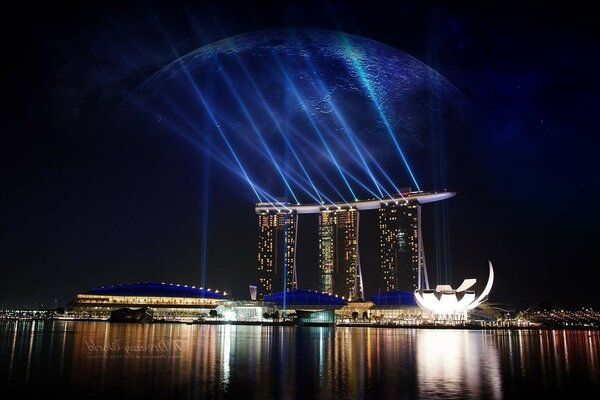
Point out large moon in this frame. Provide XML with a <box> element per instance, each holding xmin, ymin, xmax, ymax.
<box><xmin>119</xmin><ymin>29</ymin><xmax>473</xmax><ymax>202</ymax></box>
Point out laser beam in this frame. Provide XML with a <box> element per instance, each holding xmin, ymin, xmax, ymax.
<box><xmin>339</xmin><ymin>33</ymin><xmax>421</xmax><ymax>191</ymax></box>
<box><xmin>217</xmin><ymin>64</ymin><xmax>300</xmax><ymax>204</ymax></box>
<box><xmin>273</xmin><ymin>54</ymin><xmax>358</xmax><ymax>201</ymax></box>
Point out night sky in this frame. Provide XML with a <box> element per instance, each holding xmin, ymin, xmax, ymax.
<box><xmin>1</xmin><ymin>1</ymin><xmax>598</xmax><ymax>310</ymax></box>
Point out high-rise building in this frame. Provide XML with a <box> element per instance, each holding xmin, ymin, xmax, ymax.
<box><xmin>257</xmin><ymin>211</ymin><xmax>297</xmax><ymax>300</ymax></box>
<box><xmin>318</xmin><ymin>208</ymin><xmax>363</xmax><ymax>301</ymax></box>
<box><xmin>255</xmin><ymin>191</ymin><xmax>449</xmax><ymax>300</ymax></box>
<box><xmin>379</xmin><ymin>202</ymin><xmax>423</xmax><ymax>292</ymax></box>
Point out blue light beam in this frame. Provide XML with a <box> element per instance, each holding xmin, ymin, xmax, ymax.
<box><xmin>339</xmin><ymin>33</ymin><xmax>421</xmax><ymax>191</ymax></box>
<box><xmin>229</xmin><ymin>48</ymin><xmax>325</xmax><ymax>205</ymax></box>
<box><xmin>273</xmin><ymin>54</ymin><xmax>358</xmax><ymax>201</ymax></box>
<box><xmin>302</xmin><ymin>54</ymin><xmax>390</xmax><ymax>199</ymax></box>
<box><xmin>217</xmin><ymin>65</ymin><xmax>301</xmax><ymax>205</ymax></box>
<box><xmin>149</xmin><ymin>16</ymin><xmax>263</xmax><ymax>202</ymax></box>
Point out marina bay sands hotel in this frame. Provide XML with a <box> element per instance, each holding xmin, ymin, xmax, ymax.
<box><xmin>255</xmin><ymin>190</ymin><xmax>455</xmax><ymax>301</ymax></box>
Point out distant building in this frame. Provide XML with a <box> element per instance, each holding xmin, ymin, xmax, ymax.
<box><xmin>256</xmin><ymin>210</ymin><xmax>297</xmax><ymax>300</ymax></box>
<box><xmin>264</xmin><ymin>289</ymin><xmax>347</xmax><ymax>326</ymax></box>
<box><xmin>70</xmin><ymin>281</ymin><xmax>228</xmax><ymax>320</ymax></box>
<box><xmin>216</xmin><ymin>300</ymin><xmax>276</xmax><ymax>322</ymax></box>
<box><xmin>263</xmin><ymin>289</ymin><xmax>348</xmax><ymax>309</ymax></box>
<box><xmin>369</xmin><ymin>290</ymin><xmax>423</xmax><ymax>320</ymax></box>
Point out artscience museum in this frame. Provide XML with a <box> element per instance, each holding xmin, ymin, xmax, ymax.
<box><xmin>414</xmin><ymin>261</ymin><xmax>495</xmax><ymax>320</ymax></box>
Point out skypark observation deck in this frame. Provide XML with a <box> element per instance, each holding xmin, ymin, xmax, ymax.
<box><xmin>255</xmin><ymin>190</ymin><xmax>456</xmax><ymax>214</ymax></box>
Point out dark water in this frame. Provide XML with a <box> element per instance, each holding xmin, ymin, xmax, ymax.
<box><xmin>1</xmin><ymin>321</ymin><xmax>599</xmax><ymax>399</ymax></box>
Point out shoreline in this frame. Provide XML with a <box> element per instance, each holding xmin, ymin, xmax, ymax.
<box><xmin>1</xmin><ymin>318</ymin><xmax>597</xmax><ymax>331</ymax></box>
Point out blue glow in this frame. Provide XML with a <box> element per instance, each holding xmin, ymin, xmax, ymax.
<box><xmin>218</xmin><ymin>67</ymin><xmax>300</xmax><ymax>205</ymax></box>
<box><xmin>303</xmin><ymin>55</ymin><xmax>390</xmax><ymax>198</ymax></box>
<box><xmin>209</xmin><ymin>116</ymin><xmax>330</xmax><ymax>206</ymax></box>
<box><xmin>200</xmin><ymin>144</ymin><xmax>210</xmax><ymax>289</ymax></box>
<box><xmin>130</xmin><ymin>91</ymin><xmax>292</xmax><ymax>211</ymax></box>
<box><xmin>339</xmin><ymin>33</ymin><xmax>421</xmax><ymax>191</ymax></box>
<box><xmin>274</xmin><ymin>56</ymin><xmax>359</xmax><ymax>201</ymax></box>
<box><xmin>136</xmin><ymin>96</ymin><xmax>285</xmax><ymax>207</ymax></box>
<box><xmin>124</xmin><ymin>29</ymin><xmax>471</xmax><ymax>209</ymax></box>
<box><xmin>231</xmin><ymin>52</ymin><xmax>326</xmax><ymax>205</ymax></box>
<box><xmin>153</xmin><ymin>21</ymin><xmax>264</xmax><ymax>202</ymax></box>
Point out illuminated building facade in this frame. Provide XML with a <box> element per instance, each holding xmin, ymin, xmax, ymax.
<box><xmin>379</xmin><ymin>202</ymin><xmax>423</xmax><ymax>292</ymax></box>
<box><xmin>414</xmin><ymin>262</ymin><xmax>495</xmax><ymax>320</ymax></box>
<box><xmin>255</xmin><ymin>191</ymin><xmax>452</xmax><ymax>300</ymax></box>
<box><xmin>257</xmin><ymin>210</ymin><xmax>298</xmax><ymax>300</ymax></box>
<box><xmin>318</xmin><ymin>208</ymin><xmax>363</xmax><ymax>301</ymax></box>
<box><xmin>69</xmin><ymin>282</ymin><xmax>228</xmax><ymax>320</ymax></box>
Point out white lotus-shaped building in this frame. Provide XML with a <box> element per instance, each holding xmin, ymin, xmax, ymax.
<box><xmin>414</xmin><ymin>261</ymin><xmax>494</xmax><ymax>320</ymax></box>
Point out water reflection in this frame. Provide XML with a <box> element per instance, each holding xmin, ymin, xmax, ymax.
<box><xmin>1</xmin><ymin>321</ymin><xmax>599</xmax><ymax>398</ymax></box>
<box><xmin>416</xmin><ymin>330</ymin><xmax>502</xmax><ymax>398</ymax></box>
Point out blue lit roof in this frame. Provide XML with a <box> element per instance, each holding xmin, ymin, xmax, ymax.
<box><xmin>84</xmin><ymin>282</ymin><xmax>227</xmax><ymax>299</ymax></box>
<box><xmin>371</xmin><ymin>291</ymin><xmax>417</xmax><ymax>306</ymax></box>
<box><xmin>264</xmin><ymin>289</ymin><xmax>347</xmax><ymax>307</ymax></box>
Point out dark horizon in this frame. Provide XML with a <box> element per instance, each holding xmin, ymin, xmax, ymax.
<box><xmin>1</xmin><ymin>1</ymin><xmax>599</xmax><ymax>310</ymax></box>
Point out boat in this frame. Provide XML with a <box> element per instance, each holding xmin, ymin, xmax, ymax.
<box><xmin>109</xmin><ymin>306</ymin><xmax>154</xmax><ymax>323</ymax></box>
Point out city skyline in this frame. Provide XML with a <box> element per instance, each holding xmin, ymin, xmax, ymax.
<box><xmin>1</xmin><ymin>1</ymin><xmax>598</xmax><ymax>310</ymax></box>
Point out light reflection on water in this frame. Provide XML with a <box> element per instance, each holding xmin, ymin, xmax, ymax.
<box><xmin>1</xmin><ymin>321</ymin><xmax>599</xmax><ymax>399</ymax></box>
<box><xmin>416</xmin><ymin>330</ymin><xmax>502</xmax><ymax>398</ymax></box>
